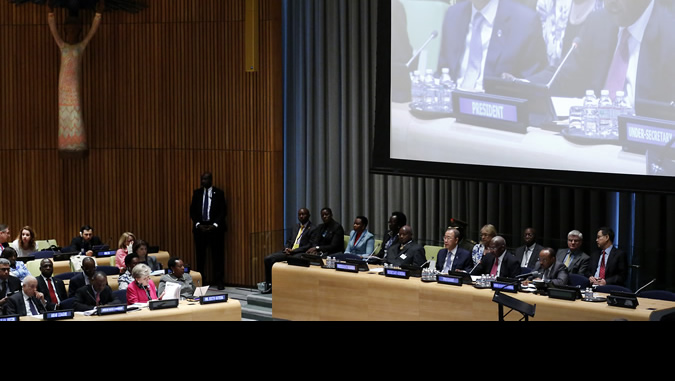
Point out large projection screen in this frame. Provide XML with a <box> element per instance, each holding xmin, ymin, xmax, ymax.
<box><xmin>372</xmin><ymin>0</ymin><xmax>675</xmax><ymax>193</ymax></box>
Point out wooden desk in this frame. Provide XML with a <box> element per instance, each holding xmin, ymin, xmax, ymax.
<box><xmin>272</xmin><ymin>263</ymin><xmax>675</xmax><ymax>321</ymax></box>
<box><xmin>25</xmin><ymin>299</ymin><xmax>241</xmax><ymax>322</ymax></box>
<box><xmin>53</xmin><ymin>252</ymin><xmax>170</xmax><ymax>275</ymax></box>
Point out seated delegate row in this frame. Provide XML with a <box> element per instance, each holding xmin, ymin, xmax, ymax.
<box><xmin>263</xmin><ymin>208</ymin><xmax>631</xmax><ymax>293</ymax></box>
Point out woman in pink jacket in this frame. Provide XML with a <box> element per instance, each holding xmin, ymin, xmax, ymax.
<box><xmin>126</xmin><ymin>263</ymin><xmax>163</xmax><ymax>305</ymax></box>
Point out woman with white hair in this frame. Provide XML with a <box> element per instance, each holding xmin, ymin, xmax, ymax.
<box><xmin>126</xmin><ymin>263</ymin><xmax>163</xmax><ymax>305</ymax></box>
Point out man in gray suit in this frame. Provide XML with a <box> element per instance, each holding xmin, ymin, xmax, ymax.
<box><xmin>530</xmin><ymin>248</ymin><xmax>569</xmax><ymax>287</ymax></box>
<box><xmin>556</xmin><ymin>230</ymin><xmax>590</xmax><ymax>277</ymax></box>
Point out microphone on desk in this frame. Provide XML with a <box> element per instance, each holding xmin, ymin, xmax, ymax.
<box><xmin>546</xmin><ymin>37</ymin><xmax>581</xmax><ymax>89</ymax></box>
<box><xmin>406</xmin><ymin>30</ymin><xmax>439</xmax><ymax>68</ymax></box>
<box><xmin>516</xmin><ymin>271</ymin><xmax>541</xmax><ymax>280</ymax></box>
<box><xmin>635</xmin><ymin>278</ymin><xmax>656</xmax><ymax>294</ymax></box>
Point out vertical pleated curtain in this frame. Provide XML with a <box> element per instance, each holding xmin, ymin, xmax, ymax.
<box><xmin>282</xmin><ymin>0</ymin><xmax>675</xmax><ymax>291</ymax></box>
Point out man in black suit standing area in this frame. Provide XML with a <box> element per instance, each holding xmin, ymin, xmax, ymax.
<box><xmin>514</xmin><ymin>227</ymin><xmax>543</xmax><ymax>270</ymax></box>
<box><xmin>190</xmin><ymin>172</ymin><xmax>227</xmax><ymax>290</ymax></box>
<box><xmin>384</xmin><ymin>225</ymin><xmax>427</xmax><ymax>268</ymax></box>
<box><xmin>589</xmin><ymin>227</ymin><xmax>628</xmax><ymax>287</ymax></box>
<box><xmin>262</xmin><ymin>208</ymin><xmax>314</xmax><ymax>294</ymax></box>
<box><xmin>36</xmin><ymin>258</ymin><xmax>68</xmax><ymax>310</ymax></box>
<box><xmin>471</xmin><ymin>236</ymin><xmax>521</xmax><ymax>278</ymax></box>
<box><xmin>0</xmin><ymin>258</ymin><xmax>21</xmax><ymax>311</ymax></box>
<box><xmin>4</xmin><ymin>276</ymin><xmax>50</xmax><ymax>316</ymax></box>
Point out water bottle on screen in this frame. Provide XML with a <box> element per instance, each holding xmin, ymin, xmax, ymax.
<box><xmin>597</xmin><ymin>90</ymin><xmax>613</xmax><ymax>137</ymax></box>
<box><xmin>613</xmin><ymin>91</ymin><xmax>633</xmax><ymax>137</ymax></box>
<box><xmin>423</xmin><ymin>69</ymin><xmax>438</xmax><ymax>112</ymax></box>
<box><xmin>439</xmin><ymin>68</ymin><xmax>455</xmax><ymax>113</ymax></box>
<box><xmin>410</xmin><ymin>71</ymin><xmax>423</xmax><ymax>108</ymax></box>
<box><xmin>582</xmin><ymin>90</ymin><xmax>599</xmax><ymax>136</ymax></box>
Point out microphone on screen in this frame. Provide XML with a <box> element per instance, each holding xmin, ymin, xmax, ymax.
<box><xmin>406</xmin><ymin>30</ymin><xmax>439</xmax><ymax>68</ymax></box>
<box><xmin>546</xmin><ymin>37</ymin><xmax>581</xmax><ymax>89</ymax></box>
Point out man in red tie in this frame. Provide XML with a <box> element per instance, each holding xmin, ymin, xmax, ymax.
<box><xmin>36</xmin><ymin>258</ymin><xmax>68</xmax><ymax>311</ymax></box>
<box><xmin>589</xmin><ymin>227</ymin><xmax>628</xmax><ymax>287</ymax></box>
<box><xmin>470</xmin><ymin>236</ymin><xmax>520</xmax><ymax>279</ymax></box>
<box><xmin>546</xmin><ymin>0</ymin><xmax>675</xmax><ymax>108</ymax></box>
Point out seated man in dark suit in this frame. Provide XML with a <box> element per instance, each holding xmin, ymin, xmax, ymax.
<box><xmin>68</xmin><ymin>257</ymin><xmax>98</xmax><ymax>298</ymax></box>
<box><xmin>305</xmin><ymin>207</ymin><xmax>345</xmax><ymax>258</ymax></box>
<box><xmin>262</xmin><ymin>207</ymin><xmax>314</xmax><ymax>293</ymax></box>
<box><xmin>73</xmin><ymin>271</ymin><xmax>121</xmax><ymax>311</ymax></box>
<box><xmin>36</xmin><ymin>258</ymin><xmax>68</xmax><ymax>310</ymax></box>
<box><xmin>436</xmin><ymin>227</ymin><xmax>473</xmax><ymax>273</ymax></box>
<box><xmin>556</xmin><ymin>229</ymin><xmax>591</xmax><ymax>277</ymax></box>
<box><xmin>4</xmin><ymin>276</ymin><xmax>50</xmax><ymax>316</ymax></box>
<box><xmin>544</xmin><ymin>0</ymin><xmax>675</xmax><ymax>108</ymax></box>
<box><xmin>589</xmin><ymin>227</ymin><xmax>628</xmax><ymax>287</ymax></box>
<box><xmin>471</xmin><ymin>236</ymin><xmax>521</xmax><ymax>278</ymax></box>
<box><xmin>0</xmin><ymin>258</ymin><xmax>21</xmax><ymax>311</ymax></box>
<box><xmin>384</xmin><ymin>225</ymin><xmax>427</xmax><ymax>268</ymax></box>
<box><xmin>437</xmin><ymin>0</ymin><xmax>547</xmax><ymax>91</ymax></box>
<box><xmin>529</xmin><ymin>247</ymin><xmax>569</xmax><ymax>287</ymax></box>
<box><xmin>378</xmin><ymin>212</ymin><xmax>407</xmax><ymax>259</ymax></box>
<box><xmin>69</xmin><ymin>224</ymin><xmax>103</xmax><ymax>256</ymax></box>
<box><xmin>514</xmin><ymin>227</ymin><xmax>543</xmax><ymax>270</ymax></box>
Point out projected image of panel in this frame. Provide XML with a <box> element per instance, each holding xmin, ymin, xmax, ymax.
<box><xmin>376</xmin><ymin>0</ymin><xmax>675</xmax><ymax>192</ymax></box>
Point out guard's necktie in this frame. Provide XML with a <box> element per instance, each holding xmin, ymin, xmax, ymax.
<box><xmin>462</xmin><ymin>12</ymin><xmax>485</xmax><ymax>90</ymax></box>
<box><xmin>202</xmin><ymin>190</ymin><xmax>209</xmax><ymax>221</ymax></box>
<box><xmin>604</xmin><ymin>28</ymin><xmax>631</xmax><ymax>99</ymax></box>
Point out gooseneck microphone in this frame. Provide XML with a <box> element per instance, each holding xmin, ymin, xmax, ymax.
<box><xmin>546</xmin><ymin>37</ymin><xmax>581</xmax><ymax>89</ymax></box>
<box><xmin>406</xmin><ymin>30</ymin><xmax>439</xmax><ymax>68</ymax></box>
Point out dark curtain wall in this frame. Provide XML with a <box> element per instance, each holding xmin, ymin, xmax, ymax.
<box><xmin>283</xmin><ymin>0</ymin><xmax>675</xmax><ymax>292</ymax></box>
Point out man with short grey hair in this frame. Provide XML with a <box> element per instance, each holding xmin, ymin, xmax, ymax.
<box><xmin>556</xmin><ymin>230</ymin><xmax>590</xmax><ymax>277</ymax></box>
<box><xmin>4</xmin><ymin>276</ymin><xmax>49</xmax><ymax>316</ymax></box>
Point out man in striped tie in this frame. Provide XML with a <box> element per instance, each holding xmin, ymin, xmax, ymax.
<box><xmin>589</xmin><ymin>227</ymin><xmax>628</xmax><ymax>287</ymax></box>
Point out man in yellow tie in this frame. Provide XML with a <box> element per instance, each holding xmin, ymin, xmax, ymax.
<box><xmin>555</xmin><ymin>230</ymin><xmax>591</xmax><ymax>277</ymax></box>
<box><xmin>262</xmin><ymin>208</ymin><xmax>314</xmax><ymax>294</ymax></box>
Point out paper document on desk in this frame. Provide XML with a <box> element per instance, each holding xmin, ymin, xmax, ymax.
<box><xmin>163</xmin><ymin>282</ymin><xmax>181</xmax><ymax>300</ymax></box>
<box><xmin>368</xmin><ymin>267</ymin><xmax>384</xmax><ymax>274</ymax></box>
<box><xmin>193</xmin><ymin>285</ymin><xmax>210</xmax><ymax>297</ymax></box>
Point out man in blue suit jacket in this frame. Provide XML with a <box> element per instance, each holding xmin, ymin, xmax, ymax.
<box><xmin>436</xmin><ymin>228</ymin><xmax>474</xmax><ymax>273</ymax></box>
<box><xmin>436</xmin><ymin>0</ymin><xmax>547</xmax><ymax>90</ymax></box>
<box><xmin>547</xmin><ymin>0</ymin><xmax>675</xmax><ymax>107</ymax></box>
